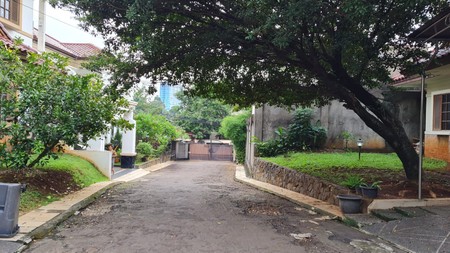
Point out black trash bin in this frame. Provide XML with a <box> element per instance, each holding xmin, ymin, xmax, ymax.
<box><xmin>0</xmin><ymin>183</ymin><xmax>21</xmax><ymax>238</ymax></box>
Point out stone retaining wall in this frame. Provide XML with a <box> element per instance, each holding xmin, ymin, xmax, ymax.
<box><xmin>134</xmin><ymin>153</ymin><xmax>172</xmax><ymax>169</ymax></box>
<box><xmin>249</xmin><ymin>158</ymin><xmax>348</xmax><ymax>206</ymax></box>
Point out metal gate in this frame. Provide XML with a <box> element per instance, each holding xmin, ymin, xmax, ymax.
<box><xmin>189</xmin><ymin>143</ymin><xmax>233</xmax><ymax>161</ymax></box>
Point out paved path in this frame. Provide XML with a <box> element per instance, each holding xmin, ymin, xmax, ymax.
<box><xmin>25</xmin><ymin>161</ymin><xmax>403</xmax><ymax>253</ymax></box>
<box><xmin>360</xmin><ymin>206</ymin><xmax>450</xmax><ymax>253</ymax></box>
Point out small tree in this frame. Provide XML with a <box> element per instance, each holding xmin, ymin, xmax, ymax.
<box><xmin>135</xmin><ymin>113</ymin><xmax>178</xmax><ymax>155</ymax></box>
<box><xmin>0</xmin><ymin>42</ymin><xmax>129</xmax><ymax>169</ymax></box>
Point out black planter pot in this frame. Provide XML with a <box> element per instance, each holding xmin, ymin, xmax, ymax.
<box><xmin>360</xmin><ymin>186</ymin><xmax>378</xmax><ymax>198</ymax></box>
<box><xmin>336</xmin><ymin>194</ymin><xmax>362</xmax><ymax>214</ymax></box>
<box><xmin>355</xmin><ymin>186</ymin><xmax>362</xmax><ymax>195</ymax></box>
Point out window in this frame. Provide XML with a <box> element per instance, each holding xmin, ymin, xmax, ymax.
<box><xmin>0</xmin><ymin>0</ymin><xmax>19</xmax><ymax>25</ymax></box>
<box><xmin>433</xmin><ymin>93</ymin><xmax>450</xmax><ymax>130</ymax></box>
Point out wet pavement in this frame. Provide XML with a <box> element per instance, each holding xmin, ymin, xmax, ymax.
<box><xmin>360</xmin><ymin>206</ymin><xmax>450</xmax><ymax>253</ymax></box>
<box><xmin>24</xmin><ymin>160</ymin><xmax>403</xmax><ymax>253</ymax></box>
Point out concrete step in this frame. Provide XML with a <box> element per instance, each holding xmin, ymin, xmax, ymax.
<box><xmin>344</xmin><ymin>213</ymin><xmax>385</xmax><ymax>228</ymax></box>
<box><xmin>393</xmin><ymin>207</ymin><xmax>435</xmax><ymax>218</ymax></box>
<box><xmin>371</xmin><ymin>209</ymin><xmax>407</xmax><ymax>221</ymax></box>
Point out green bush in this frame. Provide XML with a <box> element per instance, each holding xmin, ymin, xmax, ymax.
<box><xmin>219</xmin><ymin>111</ymin><xmax>251</xmax><ymax>163</ymax></box>
<box><xmin>136</xmin><ymin>142</ymin><xmax>154</xmax><ymax>159</ymax></box>
<box><xmin>256</xmin><ymin>108</ymin><xmax>327</xmax><ymax>157</ymax></box>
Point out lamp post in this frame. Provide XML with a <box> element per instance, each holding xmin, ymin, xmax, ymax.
<box><xmin>357</xmin><ymin>138</ymin><xmax>363</xmax><ymax>161</ymax></box>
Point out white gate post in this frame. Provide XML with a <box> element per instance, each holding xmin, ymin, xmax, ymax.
<box><xmin>120</xmin><ymin>101</ymin><xmax>138</xmax><ymax>168</ymax></box>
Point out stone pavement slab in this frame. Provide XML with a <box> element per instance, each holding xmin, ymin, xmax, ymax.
<box><xmin>361</xmin><ymin>209</ymin><xmax>450</xmax><ymax>253</ymax></box>
<box><xmin>0</xmin><ymin>241</ymin><xmax>24</xmax><ymax>253</ymax></box>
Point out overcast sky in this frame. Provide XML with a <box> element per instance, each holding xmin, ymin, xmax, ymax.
<box><xmin>32</xmin><ymin>2</ymin><xmax>105</xmax><ymax>48</ymax></box>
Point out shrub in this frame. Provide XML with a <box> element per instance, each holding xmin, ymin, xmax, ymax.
<box><xmin>256</xmin><ymin>108</ymin><xmax>327</xmax><ymax>157</ymax></box>
<box><xmin>136</xmin><ymin>142</ymin><xmax>154</xmax><ymax>160</ymax></box>
<box><xmin>219</xmin><ymin>110</ymin><xmax>251</xmax><ymax>163</ymax></box>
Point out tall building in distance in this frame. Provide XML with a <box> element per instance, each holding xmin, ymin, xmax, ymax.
<box><xmin>159</xmin><ymin>83</ymin><xmax>182</xmax><ymax>110</ymax></box>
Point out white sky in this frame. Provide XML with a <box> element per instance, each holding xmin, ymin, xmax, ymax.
<box><xmin>32</xmin><ymin>2</ymin><xmax>105</xmax><ymax>48</ymax></box>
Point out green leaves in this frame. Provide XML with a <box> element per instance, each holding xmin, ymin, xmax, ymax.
<box><xmin>135</xmin><ymin>113</ymin><xmax>178</xmax><ymax>157</ymax></box>
<box><xmin>219</xmin><ymin>110</ymin><xmax>251</xmax><ymax>163</ymax></box>
<box><xmin>170</xmin><ymin>92</ymin><xmax>231</xmax><ymax>139</ymax></box>
<box><xmin>0</xmin><ymin>42</ymin><xmax>126</xmax><ymax>169</ymax></box>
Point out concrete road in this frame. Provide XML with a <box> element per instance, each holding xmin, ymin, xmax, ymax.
<box><xmin>26</xmin><ymin>161</ymin><xmax>403</xmax><ymax>253</ymax></box>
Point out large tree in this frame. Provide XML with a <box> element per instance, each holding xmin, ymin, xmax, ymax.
<box><xmin>53</xmin><ymin>0</ymin><xmax>448</xmax><ymax>180</ymax></box>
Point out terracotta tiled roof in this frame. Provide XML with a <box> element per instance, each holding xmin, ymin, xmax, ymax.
<box><xmin>0</xmin><ymin>22</ymin><xmax>37</xmax><ymax>53</ymax></box>
<box><xmin>33</xmin><ymin>28</ymin><xmax>101</xmax><ymax>59</ymax></box>
<box><xmin>61</xmin><ymin>43</ymin><xmax>101</xmax><ymax>58</ymax></box>
<box><xmin>391</xmin><ymin>47</ymin><xmax>450</xmax><ymax>85</ymax></box>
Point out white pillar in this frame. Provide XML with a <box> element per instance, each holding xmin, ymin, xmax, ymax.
<box><xmin>120</xmin><ymin>102</ymin><xmax>138</xmax><ymax>168</ymax></box>
<box><xmin>37</xmin><ymin>0</ymin><xmax>46</xmax><ymax>52</ymax></box>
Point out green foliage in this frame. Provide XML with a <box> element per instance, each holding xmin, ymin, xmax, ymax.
<box><xmin>360</xmin><ymin>181</ymin><xmax>383</xmax><ymax>190</ymax></box>
<box><xmin>111</xmin><ymin>131</ymin><xmax>122</xmax><ymax>149</ymax></box>
<box><xmin>263</xmin><ymin>152</ymin><xmax>447</xmax><ymax>185</ymax></box>
<box><xmin>36</xmin><ymin>154</ymin><xmax>107</xmax><ymax>187</ymax></box>
<box><xmin>0</xmin><ymin>42</ymin><xmax>129</xmax><ymax>169</ymax></box>
<box><xmin>219</xmin><ymin>110</ymin><xmax>251</xmax><ymax>163</ymax></box>
<box><xmin>135</xmin><ymin>113</ymin><xmax>178</xmax><ymax>157</ymax></box>
<box><xmin>170</xmin><ymin>92</ymin><xmax>231</xmax><ymax>139</ymax></box>
<box><xmin>255</xmin><ymin>108</ymin><xmax>327</xmax><ymax>157</ymax></box>
<box><xmin>341</xmin><ymin>175</ymin><xmax>364</xmax><ymax>189</ymax></box>
<box><xmin>341</xmin><ymin>131</ymin><xmax>354</xmax><ymax>150</ymax></box>
<box><xmin>20</xmin><ymin>154</ymin><xmax>106</xmax><ymax>212</ymax></box>
<box><xmin>285</xmin><ymin>109</ymin><xmax>327</xmax><ymax>150</ymax></box>
<box><xmin>136</xmin><ymin>141</ymin><xmax>154</xmax><ymax>159</ymax></box>
<box><xmin>52</xmin><ymin>0</ymin><xmax>449</xmax><ymax>180</ymax></box>
<box><xmin>133</xmin><ymin>87</ymin><xmax>166</xmax><ymax>115</ymax></box>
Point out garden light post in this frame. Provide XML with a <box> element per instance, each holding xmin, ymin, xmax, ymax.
<box><xmin>357</xmin><ymin>138</ymin><xmax>363</xmax><ymax>161</ymax></box>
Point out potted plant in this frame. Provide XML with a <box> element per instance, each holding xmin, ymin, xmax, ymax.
<box><xmin>360</xmin><ymin>181</ymin><xmax>382</xmax><ymax>198</ymax></box>
<box><xmin>336</xmin><ymin>194</ymin><xmax>363</xmax><ymax>214</ymax></box>
<box><xmin>341</xmin><ymin>175</ymin><xmax>364</xmax><ymax>194</ymax></box>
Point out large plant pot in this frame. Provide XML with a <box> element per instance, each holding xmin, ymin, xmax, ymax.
<box><xmin>354</xmin><ymin>186</ymin><xmax>362</xmax><ymax>195</ymax></box>
<box><xmin>337</xmin><ymin>194</ymin><xmax>362</xmax><ymax>214</ymax></box>
<box><xmin>360</xmin><ymin>186</ymin><xmax>378</xmax><ymax>198</ymax></box>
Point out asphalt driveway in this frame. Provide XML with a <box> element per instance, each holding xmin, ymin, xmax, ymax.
<box><xmin>25</xmin><ymin>161</ymin><xmax>402</xmax><ymax>253</ymax></box>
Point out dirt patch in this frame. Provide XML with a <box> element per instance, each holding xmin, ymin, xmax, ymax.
<box><xmin>0</xmin><ymin>169</ymin><xmax>80</xmax><ymax>196</ymax></box>
<box><xmin>330</xmin><ymin>167</ymin><xmax>450</xmax><ymax>199</ymax></box>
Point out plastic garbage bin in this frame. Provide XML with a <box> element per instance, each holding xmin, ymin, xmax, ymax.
<box><xmin>0</xmin><ymin>183</ymin><xmax>21</xmax><ymax>238</ymax></box>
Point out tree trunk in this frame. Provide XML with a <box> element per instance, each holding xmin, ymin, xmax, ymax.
<box><xmin>329</xmin><ymin>79</ymin><xmax>420</xmax><ymax>181</ymax></box>
<box><xmin>28</xmin><ymin>141</ymin><xmax>59</xmax><ymax>168</ymax></box>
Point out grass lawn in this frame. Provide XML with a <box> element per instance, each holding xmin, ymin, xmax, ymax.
<box><xmin>36</xmin><ymin>154</ymin><xmax>108</xmax><ymax>188</ymax></box>
<box><xmin>0</xmin><ymin>154</ymin><xmax>108</xmax><ymax>214</ymax></box>
<box><xmin>263</xmin><ymin>152</ymin><xmax>447</xmax><ymax>186</ymax></box>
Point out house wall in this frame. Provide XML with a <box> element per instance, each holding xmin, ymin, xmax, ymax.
<box><xmin>253</xmin><ymin>91</ymin><xmax>420</xmax><ymax>151</ymax></box>
<box><xmin>2</xmin><ymin>0</ymin><xmax>34</xmax><ymax>46</ymax></box>
<box><xmin>425</xmin><ymin>81</ymin><xmax>450</xmax><ymax>162</ymax></box>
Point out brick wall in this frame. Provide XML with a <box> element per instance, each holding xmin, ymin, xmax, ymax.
<box><xmin>425</xmin><ymin>134</ymin><xmax>450</xmax><ymax>162</ymax></box>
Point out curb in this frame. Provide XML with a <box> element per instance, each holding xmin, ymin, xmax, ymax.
<box><xmin>9</xmin><ymin>161</ymin><xmax>175</xmax><ymax>253</ymax></box>
<box><xmin>15</xmin><ymin>182</ymin><xmax>121</xmax><ymax>252</ymax></box>
<box><xmin>28</xmin><ymin>182</ymin><xmax>121</xmax><ymax>240</ymax></box>
<box><xmin>234</xmin><ymin>165</ymin><xmax>344</xmax><ymax>219</ymax></box>
<box><xmin>234</xmin><ymin>166</ymin><xmax>417</xmax><ymax>253</ymax></box>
